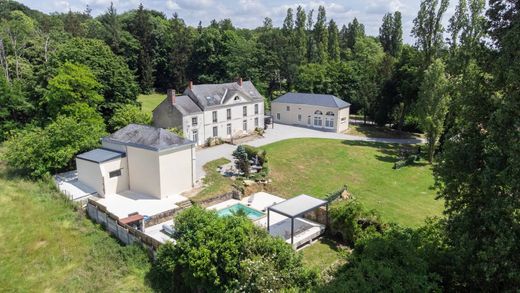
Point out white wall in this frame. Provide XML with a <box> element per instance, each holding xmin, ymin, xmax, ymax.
<box><xmin>99</xmin><ymin>158</ymin><xmax>129</xmax><ymax>196</ymax></box>
<box><xmin>158</xmin><ymin>145</ymin><xmax>194</xmax><ymax>196</ymax></box>
<box><xmin>271</xmin><ymin>102</ymin><xmax>349</xmax><ymax>133</ymax></box>
<box><xmin>182</xmin><ymin>113</ymin><xmax>204</xmax><ymax>145</ymax></box>
<box><xmin>199</xmin><ymin>102</ymin><xmax>264</xmax><ymax>142</ymax></box>
<box><xmin>77</xmin><ymin>158</ymin><xmax>104</xmax><ymax>196</ymax></box>
<box><xmin>127</xmin><ymin>146</ymin><xmax>162</xmax><ymax>198</ymax></box>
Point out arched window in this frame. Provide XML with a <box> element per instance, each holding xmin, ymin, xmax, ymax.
<box><xmin>234</xmin><ymin>96</ymin><xmax>240</xmax><ymax>101</ymax></box>
<box><xmin>314</xmin><ymin>110</ymin><xmax>323</xmax><ymax>115</ymax></box>
<box><xmin>326</xmin><ymin>111</ymin><xmax>335</xmax><ymax>116</ymax></box>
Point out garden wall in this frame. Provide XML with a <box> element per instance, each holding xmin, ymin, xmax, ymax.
<box><xmin>86</xmin><ymin>199</ymin><xmax>161</xmax><ymax>255</ymax></box>
<box><xmin>196</xmin><ymin>190</ymin><xmax>240</xmax><ymax>208</ymax></box>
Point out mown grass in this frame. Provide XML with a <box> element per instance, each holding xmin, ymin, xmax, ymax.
<box><xmin>138</xmin><ymin>92</ymin><xmax>165</xmax><ymax>114</ymax></box>
<box><xmin>301</xmin><ymin>238</ymin><xmax>347</xmax><ymax>273</ymax></box>
<box><xmin>260</xmin><ymin>138</ymin><xmax>443</xmax><ymax>227</ymax></box>
<box><xmin>0</xmin><ymin>159</ymin><xmax>152</xmax><ymax>292</ymax></box>
<box><xmin>191</xmin><ymin>158</ymin><xmax>233</xmax><ymax>203</ymax></box>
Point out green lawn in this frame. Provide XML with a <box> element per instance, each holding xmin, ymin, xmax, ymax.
<box><xmin>0</xmin><ymin>162</ymin><xmax>151</xmax><ymax>292</ymax></box>
<box><xmin>138</xmin><ymin>92</ymin><xmax>165</xmax><ymax>113</ymax></box>
<box><xmin>301</xmin><ymin>238</ymin><xmax>347</xmax><ymax>273</ymax></box>
<box><xmin>260</xmin><ymin>138</ymin><xmax>443</xmax><ymax>227</ymax></box>
<box><xmin>191</xmin><ymin>158</ymin><xmax>233</xmax><ymax>203</ymax></box>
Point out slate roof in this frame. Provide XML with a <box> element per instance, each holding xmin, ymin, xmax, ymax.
<box><xmin>173</xmin><ymin>95</ymin><xmax>202</xmax><ymax>115</ymax></box>
<box><xmin>76</xmin><ymin>148</ymin><xmax>125</xmax><ymax>163</ymax></box>
<box><xmin>102</xmin><ymin>124</ymin><xmax>194</xmax><ymax>151</ymax></box>
<box><xmin>185</xmin><ymin>81</ymin><xmax>263</xmax><ymax>110</ymax></box>
<box><xmin>272</xmin><ymin>92</ymin><xmax>350</xmax><ymax>109</ymax></box>
<box><xmin>268</xmin><ymin>194</ymin><xmax>328</xmax><ymax>218</ymax></box>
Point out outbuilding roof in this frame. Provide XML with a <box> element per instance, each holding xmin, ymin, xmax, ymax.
<box><xmin>268</xmin><ymin>194</ymin><xmax>328</xmax><ymax>218</ymax></box>
<box><xmin>173</xmin><ymin>95</ymin><xmax>203</xmax><ymax>115</ymax></box>
<box><xmin>272</xmin><ymin>92</ymin><xmax>350</xmax><ymax>109</ymax></box>
<box><xmin>76</xmin><ymin>148</ymin><xmax>125</xmax><ymax>163</ymax></box>
<box><xmin>102</xmin><ymin>124</ymin><xmax>194</xmax><ymax>151</ymax></box>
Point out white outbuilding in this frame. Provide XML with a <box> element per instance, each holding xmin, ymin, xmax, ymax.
<box><xmin>76</xmin><ymin>124</ymin><xmax>196</xmax><ymax>199</ymax></box>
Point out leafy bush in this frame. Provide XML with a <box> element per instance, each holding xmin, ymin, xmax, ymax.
<box><xmin>108</xmin><ymin>104</ymin><xmax>151</xmax><ymax>131</ymax></box>
<box><xmin>320</xmin><ymin>227</ymin><xmax>441</xmax><ymax>292</ymax></box>
<box><xmin>148</xmin><ymin>206</ymin><xmax>318</xmax><ymax>292</ymax></box>
<box><xmin>205</xmin><ymin>136</ymin><xmax>223</xmax><ymax>147</ymax></box>
<box><xmin>329</xmin><ymin>200</ymin><xmax>385</xmax><ymax>246</ymax></box>
<box><xmin>2</xmin><ymin>103</ymin><xmax>106</xmax><ymax>177</ymax></box>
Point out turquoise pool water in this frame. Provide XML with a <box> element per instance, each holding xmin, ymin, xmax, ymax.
<box><xmin>217</xmin><ymin>203</ymin><xmax>265</xmax><ymax>220</ymax></box>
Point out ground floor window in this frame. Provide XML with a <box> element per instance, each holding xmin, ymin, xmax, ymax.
<box><xmin>325</xmin><ymin>118</ymin><xmax>334</xmax><ymax>128</ymax></box>
<box><xmin>227</xmin><ymin>123</ymin><xmax>231</xmax><ymax>135</ymax></box>
<box><xmin>192</xmin><ymin>129</ymin><xmax>198</xmax><ymax>142</ymax></box>
<box><xmin>213</xmin><ymin>126</ymin><xmax>218</xmax><ymax>137</ymax></box>
<box><xmin>254</xmin><ymin>117</ymin><xmax>259</xmax><ymax>127</ymax></box>
<box><xmin>313</xmin><ymin>116</ymin><xmax>322</xmax><ymax>126</ymax></box>
<box><xmin>109</xmin><ymin>169</ymin><xmax>122</xmax><ymax>178</ymax></box>
<box><xmin>276</xmin><ymin>113</ymin><xmax>280</xmax><ymax>120</ymax></box>
<box><xmin>243</xmin><ymin>120</ymin><xmax>247</xmax><ymax>131</ymax></box>
<box><xmin>308</xmin><ymin>116</ymin><xmax>311</xmax><ymax>124</ymax></box>
<box><xmin>341</xmin><ymin>117</ymin><xmax>347</xmax><ymax>124</ymax></box>
<box><xmin>298</xmin><ymin>114</ymin><xmax>302</xmax><ymax>121</ymax></box>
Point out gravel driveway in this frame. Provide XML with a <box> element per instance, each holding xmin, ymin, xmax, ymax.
<box><xmin>195</xmin><ymin>124</ymin><xmax>424</xmax><ymax>180</ymax></box>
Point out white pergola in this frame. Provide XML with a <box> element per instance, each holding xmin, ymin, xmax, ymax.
<box><xmin>267</xmin><ymin>194</ymin><xmax>328</xmax><ymax>245</ymax></box>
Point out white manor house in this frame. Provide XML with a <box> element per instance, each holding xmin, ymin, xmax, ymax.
<box><xmin>153</xmin><ymin>79</ymin><xmax>265</xmax><ymax>145</ymax></box>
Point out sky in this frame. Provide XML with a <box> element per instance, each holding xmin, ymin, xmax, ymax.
<box><xmin>18</xmin><ymin>0</ymin><xmax>458</xmax><ymax>44</ymax></box>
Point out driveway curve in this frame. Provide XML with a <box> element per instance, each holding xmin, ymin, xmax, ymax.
<box><xmin>195</xmin><ymin>124</ymin><xmax>424</xmax><ymax>180</ymax></box>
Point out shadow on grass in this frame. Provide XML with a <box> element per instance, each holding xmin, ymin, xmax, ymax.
<box><xmin>350</xmin><ymin>124</ymin><xmax>420</xmax><ymax>139</ymax></box>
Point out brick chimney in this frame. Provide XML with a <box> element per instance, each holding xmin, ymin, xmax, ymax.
<box><xmin>238</xmin><ymin>77</ymin><xmax>243</xmax><ymax>87</ymax></box>
<box><xmin>188</xmin><ymin>80</ymin><xmax>193</xmax><ymax>90</ymax></box>
<box><xmin>167</xmin><ymin>89</ymin><xmax>176</xmax><ymax>105</ymax></box>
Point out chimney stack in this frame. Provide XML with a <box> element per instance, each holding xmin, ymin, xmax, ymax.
<box><xmin>238</xmin><ymin>77</ymin><xmax>243</xmax><ymax>87</ymax></box>
<box><xmin>167</xmin><ymin>89</ymin><xmax>176</xmax><ymax>105</ymax></box>
<box><xmin>188</xmin><ymin>80</ymin><xmax>193</xmax><ymax>90</ymax></box>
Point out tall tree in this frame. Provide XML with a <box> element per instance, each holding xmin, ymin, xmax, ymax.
<box><xmin>306</xmin><ymin>9</ymin><xmax>316</xmax><ymax>63</ymax></box>
<box><xmin>447</xmin><ymin>0</ymin><xmax>486</xmax><ymax>64</ymax></box>
<box><xmin>434</xmin><ymin>1</ymin><xmax>520</xmax><ymax>290</ymax></box>
<box><xmin>391</xmin><ymin>11</ymin><xmax>403</xmax><ymax>57</ymax></box>
<box><xmin>1</xmin><ymin>10</ymin><xmax>36</xmax><ymax>80</ymax></box>
<box><xmin>99</xmin><ymin>2</ymin><xmax>122</xmax><ymax>54</ymax></box>
<box><xmin>282</xmin><ymin>8</ymin><xmax>298</xmax><ymax>90</ymax></box>
<box><xmin>313</xmin><ymin>6</ymin><xmax>328</xmax><ymax>63</ymax></box>
<box><xmin>411</xmin><ymin>0</ymin><xmax>449</xmax><ymax>66</ymax></box>
<box><xmin>294</xmin><ymin>6</ymin><xmax>307</xmax><ymax>64</ymax></box>
<box><xmin>346</xmin><ymin>18</ymin><xmax>365</xmax><ymax>49</ymax></box>
<box><xmin>327</xmin><ymin>19</ymin><xmax>340</xmax><ymax>62</ymax></box>
<box><xmin>129</xmin><ymin>4</ymin><xmax>155</xmax><ymax>93</ymax></box>
<box><xmin>165</xmin><ymin>13</ymin><xmax>192</xmax><ymax>90</ymax></box>
<box><xmin>379</xmin><ymin>13</ymin><xmax>394</xmax><ymax>54</ymax></box>
<box><xmin>415</xmin><ymin>59</ymin><xmax>450</xmax><ymax>162</ymax></box>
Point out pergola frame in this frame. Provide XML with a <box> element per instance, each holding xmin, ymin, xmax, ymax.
<box><xmin>267</xmin><ymin>194</ymin><xmax>329</xmax><ymax>245</ymax></box>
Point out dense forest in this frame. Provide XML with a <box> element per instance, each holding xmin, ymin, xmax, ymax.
<box><xmin>0</xmin><ymin>0</ymin><xmax>519</xmax><ymax>291</ymax></box>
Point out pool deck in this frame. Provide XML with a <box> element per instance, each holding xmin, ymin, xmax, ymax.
<box><xmin>207</xmin><ymin>192</ymin><xmax>325</xmax><ymax>249</ymax></box>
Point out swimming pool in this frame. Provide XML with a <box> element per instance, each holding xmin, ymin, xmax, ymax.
<box><xmin>217</xmin><ymin>203</ymin><xmax>265</xmax><ymax>220</ymax></box>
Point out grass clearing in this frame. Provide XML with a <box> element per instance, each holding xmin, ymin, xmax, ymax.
<box><xmin>191</xmin><ymin>158</ymin><xmax>233</xmax><ymax>203</ymax></box>
<box><xmin>260</xmin><ymin>138</ymin><xmax>442</xmax><ymax>227</ymax></box>
<box><xmin>345</xmin><ymin>124</ymin><xmax>422</xmax><ymax>139</ymax></box>
<box><xmin>301</xmin><ymin>238</ymin><xmax>347</xmax><ymax>273</ymax></box>
<box><xmin>0</xmin><ymin>160</ymin><xmax>151</xmax><ymax>292</ymax></box>
<box><xmin>138</xmin><ymin>92</ymin><xmax>165</xmax><ymax>114</ymax></box>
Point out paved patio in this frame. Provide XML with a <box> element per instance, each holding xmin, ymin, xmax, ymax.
<box><xmin>195</xmin><ymin>123</ymin><xmax>424</xmax><ymax>179</ymax></box>
<box><xmin>96</xmin><ymin>190</ymin><xmax>188</xmax><ymax>218</ymax></box>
